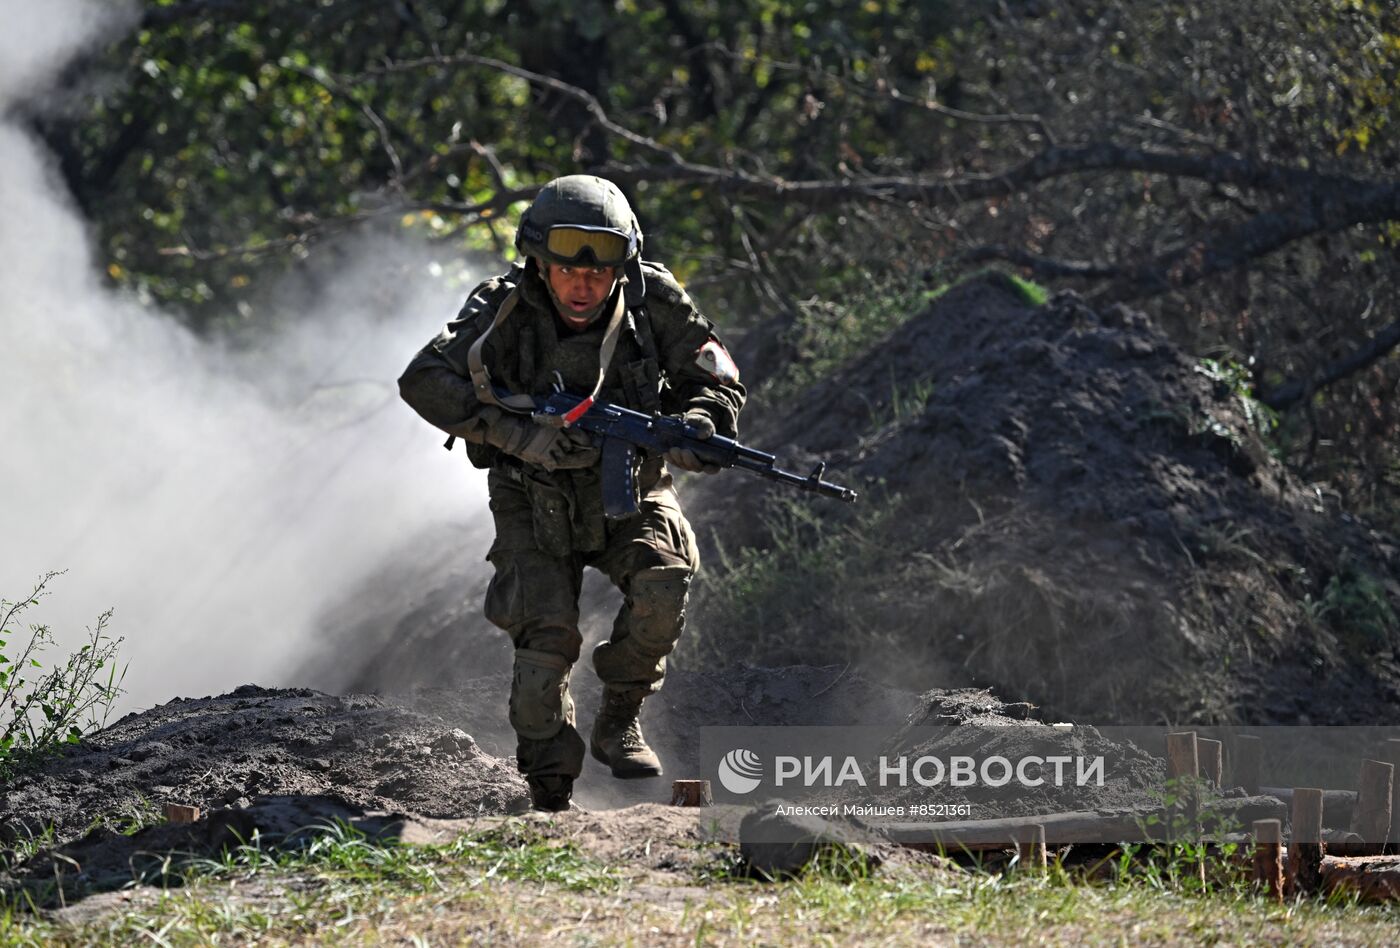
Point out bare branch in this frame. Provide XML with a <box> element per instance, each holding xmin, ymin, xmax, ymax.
<box><xmin>960</xmin><ymin>246</ymin><xmax>1124</xmax><ymax>279</ymax></box>
<box><xmin>1260</xmin><ymin>314</ymin><xmax>1400</xmax><ymax>410</ymax></box>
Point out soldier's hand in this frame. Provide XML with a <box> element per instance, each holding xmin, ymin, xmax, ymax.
<box><xmin>492</xmin><ymin>417</ymin><xmax>599</xmax><ymax>471</ymax></box>
<box><xmin>666</xmin><ymin>411</ymin><xmax>721</xmax><ymax>474</ymax></box>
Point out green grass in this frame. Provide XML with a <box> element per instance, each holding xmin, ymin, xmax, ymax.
<box><xmin>2</xmin><ymin>821</ymin><xmax>1398</xmax><ymax>945</ymax></box>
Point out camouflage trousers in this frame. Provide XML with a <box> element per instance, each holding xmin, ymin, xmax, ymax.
<box><xmin>482</xmin><ymin>465</ymin><xmax>700</xmax><ymax>779</ymax></box>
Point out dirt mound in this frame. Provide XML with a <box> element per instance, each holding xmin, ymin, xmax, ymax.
<box><xmin>687</xmin><ymin>273</ymin><xmax>1400</xmax><ymax>724</ymax></box>
<box><xmin>0</xmin><ymin>666</ymin><xmax>922</xmax><ymax>858</ymax></box>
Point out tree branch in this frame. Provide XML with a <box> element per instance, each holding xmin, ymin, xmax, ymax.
<box><xmin>960</xmin><ymin>245</ymin><xmax>1124</xmax><ymax>279</ymax></box>
<box><xmin>1260</xmin><ymin>314</ymin><xmax>1400</xmax><ymax>410</ymax></box>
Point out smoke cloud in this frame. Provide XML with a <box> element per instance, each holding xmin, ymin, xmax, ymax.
<box><xmin>0</xmin><ymin>0</ymin><xmax>491</xmax><ymax>712</ymax></box>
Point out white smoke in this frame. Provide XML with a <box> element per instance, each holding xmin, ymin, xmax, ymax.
<box><xmin>0</xmin><ymin>0</ymin><xmax>492</xmax><ymax>712</ymax></box>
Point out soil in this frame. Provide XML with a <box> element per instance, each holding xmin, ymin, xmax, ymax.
<box><xmin>0</xmin><ymin>671</ymin><xmax>940</xmax><ymax>901</ymax></box>
<box><xmin>687</xmin><ymin>273</ymin><xmax>1400</xmax><ymax>724</ymax></box>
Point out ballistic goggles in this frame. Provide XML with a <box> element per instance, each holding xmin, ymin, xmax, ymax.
<box><xmin>541</xmin><ymin>225</ymin><xmax>638</xmax><ymax>267</ymax></box>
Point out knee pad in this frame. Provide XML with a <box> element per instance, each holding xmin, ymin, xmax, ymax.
<box><xmin>509</xmin><ymin>649</ymin><xmax>574</xmax><ymax>741</ymax></box>
<box><xmin>625</xmin><ymin>565</ymin><xmax>692</xmax><ymax>653</ymax></box>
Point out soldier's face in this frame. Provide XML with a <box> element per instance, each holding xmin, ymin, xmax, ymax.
<box><xmin>544</xmin><ymin>262</ymin><xmax>617</xmax><ymax>330</ymax></box>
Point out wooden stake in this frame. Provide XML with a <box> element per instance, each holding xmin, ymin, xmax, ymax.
<box><xmin>1350</xmin><ymin>759</ymin><xmax>1394</xmax><ymax>852</ymax></box>
<box><xmin>1385</xmin><ymin>739</ymin><xmax>1400</xmax><ymax>852</ymax></box>
<box><xmin>1165</xmin><ymin>731</ymin><xmax>1200</xmax><ymax>841</ymax></box>
<box><xmin>1252</xmin><ymin>818</ymin><xmax>1284</xmax><ymax>902</ymax></box>
<box><xmin>164</xmin><ymin>803</ymin><xmax>201</xmax><ymax>824</ymax></box>
<box><xmin>1287</xmin><ymin>788</ymin><xmax>1325</xmax><ymax>896</ymax></box>
<box><xmin>1233</xmin><ymin>735</ymin><xmax>1263</xmax><ymax>795</ymax></box>
<box><xmin>1015</xmin><ymin>823</ymin><xmax>1047</xmax><ymax>871</ymax></box>
<box><xmin>670</xmin><ymin>779</ymin><xmax>713</xmax><ymax>807</ymax></box>
<box><xmin>1198</xmin><ymin>738</ymin><xmax>1224</xmax><ymax>789</ymax></box>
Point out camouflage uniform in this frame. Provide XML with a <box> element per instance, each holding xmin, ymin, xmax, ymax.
<box><xmin>398</xmin><ymin>255</ymin><xmax>745</xmax><ymax>786</ymax></box>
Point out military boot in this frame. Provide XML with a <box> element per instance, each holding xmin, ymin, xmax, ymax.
<box><xmin>589</xmin><ymin>689</ymin><xmax>662</xmax><ymax>779</ymax></box>
<box><xmin>526</xmin><ymin>774</ymin><xmax>574</xmax><ymax>812</ymax></box>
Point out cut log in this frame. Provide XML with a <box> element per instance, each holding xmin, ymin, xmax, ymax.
<box><xmin>1350</xmin><ymin>759</ymin><xmax>1393</xmax><ymax>851</ymax></box>
<box><xmin>1260</xmin><ymin>787</ymin><xmax>1356</xmax><ymax>828</ymax></box>
<box><xmin>670</xmin><ymin>779</ymin><xmax>713</xmax><ymax>807</ymax></box>
<box><xmin>880</xmin><ymin>795</ymin><xmax>1288</xmax><ymax>852</ymax></box>
<box><xmin>1287</xmin><ymin>788</ymin><xmax>1326</xmax><ymax>896</ymax></box>
<box><xmin>1320</xmin><ymin>854</ymin><xmax>1400</xmax><ymax>903</ymax></box>
<box><xmin>1252</xmin><ymin>819</ymin><xmax>1284</xmax><ymax>902</ymax></box>
<box><xmin>1015</xmin><ymin>824</ymin><xmax>1047</xmax><ymax>871</ymax></box>
<box><xmin>163</xmin><ymin>803</ymin><xmax>200</xmax><ymax>824</ymax></box>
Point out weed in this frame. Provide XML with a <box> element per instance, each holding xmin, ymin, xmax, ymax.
<box><xmin>1194</xmin><ymin>356</ymin><xmax>1279</xmax><ymax>438</ymax></box>
<box><xmin>0</xmin><ymin>572</ymin><xmax>126</xmax><ymax>783</ymax></box>
<box><xmin>1309</xmin><ymin>561</ymin><xmax>1398</xmax><ymax>648</ymax></box>
<box><xmin>687</xmin><ymin>490</ymin><xmax>899</xmax><ymax>669</ymax></box>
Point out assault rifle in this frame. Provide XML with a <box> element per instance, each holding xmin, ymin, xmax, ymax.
<box><xmin>521</xmin><ymin>387</ymin><xmax>859</xmax><ymax>518</ymax></box>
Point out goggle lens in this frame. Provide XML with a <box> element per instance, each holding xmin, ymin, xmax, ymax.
<box><xmin>544</xmin><ymin>226</ymin><xmax>632</xmax><ymax>265</ymax></box>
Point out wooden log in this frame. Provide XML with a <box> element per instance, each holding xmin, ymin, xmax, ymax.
<box><xmin>1350</xmin><ymin>759</ymin><xmax>1393</xmax><ymax>852</ymax></box>
<box><xmin>1323</xmin><ymin>829</ymin><xmax>1372</xmax><ymax>857</ymax></box>
<box><xmin>1233</xmin><ymin>735</ymin><xmax>1262</xmax><ymax>795</ymax></box>
<box><xmin>885</xmin><ymin>810</ymin><xmax>1155</xmax><ymax>850</ymax></box>
<box><xmin>1260</xmin><ymin>787</ymin><xmax>1356</xmax><ymax>828</ymax></box>
<box><xmin>1287</xmin><ymin>788</ymin><xmax>1326</xmax><ymax>896</ymax></box>
<box><xmin>1197</xmin><ymin>738</ymin><xmax>1223</xmax><ymax>789</ymax></box>
<box><xmin>1320</xmin><ymin>854</ymin><xmax>1400</xmax><ymax>903</ymax></box>
<box><xmin>670</xmin><ymin>779</ymin><xmax>713</xmax><ymax>807</ymax></box>
<box><xmin>1015</xmin><ymin>823</ymin><xmax>1047</xmax><ymax>871</ymax></box>
<box><xmin>1384</xmin><ymin>739</ymin><xmax>1400</xmax><ymax>851</ymax></box>
<box><xmin>1252</xmin><ymin>819</ymin><xmax>1284</xmax><ymax>903</ymax></box>
<box><xmin>880</xmin><ymin>795</ymin><xmax>1289</xmax><ymax>853</ymax></box>
<box><xmin>164</xmin><ymin>803</ymin><xmax>201</xmax><ymax>824</ymax></box>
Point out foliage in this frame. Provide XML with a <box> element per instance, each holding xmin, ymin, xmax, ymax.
<box><xmin>1194</xmin><ymin>357</ymin><xmax>1280</xmax><ymax>438</ymax></box>
<box><xmin>1310</xmin><ymin>560</ymin><xmax>1400</xmax><ymax>649</ymax></box>
<box><xmin>28</xmin><ymin>0</ymin><xmax>1400</xmax><ymax>523</ymax></box>
<box><xmin>685</xmin><ymin>489</ymin><xmax>901</xmax><ymax>671</ymax></box>
<box><xmin>0</xmin><ymin>573</ymin><xmax>125</xmax><ymax>782</ymax></box>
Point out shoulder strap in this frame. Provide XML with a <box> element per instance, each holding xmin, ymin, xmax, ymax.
<box><xmin>466</xmin><ymin>289</ymin><xmax>537</xmax><ymax>414</ymax></box>
<box><xmin>466</xmin><ymin>280</ymin><xmax>631</xmax><ymax>425</ymax></box>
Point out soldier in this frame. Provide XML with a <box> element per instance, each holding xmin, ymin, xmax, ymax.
<box><xmin>398</xmin><ymin>175</ymin><xmax>745</xmax><ymax>812</ymax></box>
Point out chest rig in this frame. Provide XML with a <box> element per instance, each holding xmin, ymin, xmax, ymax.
<box><xmin>459</xmin><ymin>275</ymin><xmax>666</xmax><ymax>471</ymax></box>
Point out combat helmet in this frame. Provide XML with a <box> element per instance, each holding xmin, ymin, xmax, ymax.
<box><xmin>516</xmin><ymin>175</ymin><xmax>646</xmax><ymax>305</ymax></box>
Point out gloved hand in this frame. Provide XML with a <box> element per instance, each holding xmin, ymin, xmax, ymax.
<box><xmin>665</xmin><ymin>411</ymin><xmax>721</xmax><ymax>474</ymax></box>
<box><xmin>487</xmin><ymin>414</ymin><xmax>599</xmax><ymax>471</ymax></box>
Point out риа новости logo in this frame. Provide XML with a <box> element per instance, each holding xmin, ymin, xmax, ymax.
<box><xmin>717</xmin><ymin>748</ymin><xmax>763</xmax><ymax>794</ymax></box>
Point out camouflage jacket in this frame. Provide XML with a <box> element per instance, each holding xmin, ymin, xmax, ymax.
<box><xmin>398</xmin><ymin>260</ymin><xmax>746</xmax><ymax>548</ymax></box>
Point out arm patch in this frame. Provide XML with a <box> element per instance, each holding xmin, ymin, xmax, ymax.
<box><xmin>695</xmin><ymin>337</ymin><xmax>740</xmax><ymax>384</ymax></box>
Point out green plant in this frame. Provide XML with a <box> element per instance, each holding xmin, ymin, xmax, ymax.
<box><xmin>0</xmin><ymin>572</ymin><xmax>126</xmax><ymax>781</ymax></box>
<box><xmin>1309</xmin><ymin>562</ymin><xmax>1399</xmax><ymax>647</ymax></box>
<box><xmin>1194</xmin><ymin>357</ymin><xmax>1280</xmax><ymax>437</ymax></box>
